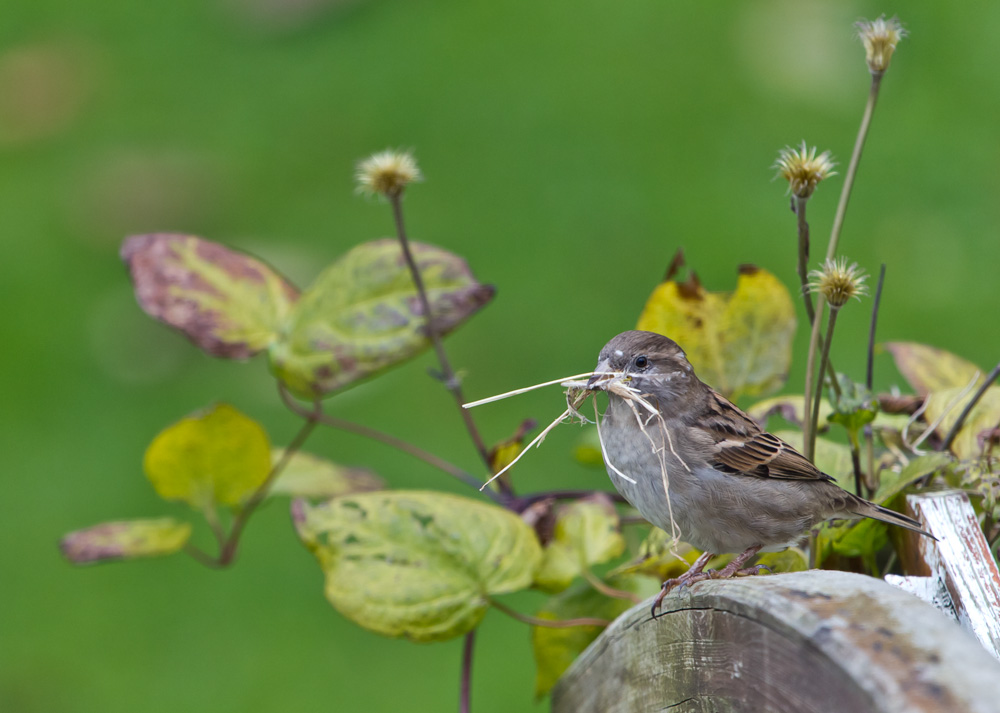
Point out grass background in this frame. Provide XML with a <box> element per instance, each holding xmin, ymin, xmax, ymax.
<box><xmin>2</xmin><ymin>0</ymin><xmax>998</xmax><ymax>711</ymax></box>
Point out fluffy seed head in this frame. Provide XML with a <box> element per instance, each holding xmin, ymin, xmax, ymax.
<box><xmin>809</xmin><ymin>257</ymin><xmax>868</xmax><ymax>308</ymax></box>
<box><xmin>774</xmin><ymin>142</ymin><xmax>836</xmax><ymax>199</ymax></box>
<box><xmin>356</xmin><ymin>149</ymin><xmax>422</xmax><ymax>198</ymax></box>
<box><xmin>856</xmin><ymin>15</ymin><xmax>906</xmax><ymax>75</ymax></box>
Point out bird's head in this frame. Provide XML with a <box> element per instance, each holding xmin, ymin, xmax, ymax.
<box><xmin>587</xmin><ymin>330</ymin><xmax>700</xmax><ymax>401</ymax></box>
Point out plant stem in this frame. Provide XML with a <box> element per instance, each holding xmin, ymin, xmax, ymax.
<box><xmin>942</xmin><ymin>360</ymin><xmax>1000</xmax><ymax>451</ymax></box>
<box><xmin>278</xmin><ymin>384</ymin><xmax>502</xmax><ymax>504</ymax></box>
<box><xmin>865</xmin><ymin>264</ymin><xmax>887</xmax><ymax>490</ymax></box>
<box><xmin>489</xmin><ymin>598</ymin><xmax>610</xmax><ymax>629</ymax></box>
<box><xmin>803</xmin><ymin>297</ymin><xmax>827</xmax><ymax>462</ymax></box>
<box><xmin>388</xmin><ymin>194</ymin><xmax>502</xmax><ymax>491</ymax></box>
<box><xmin>582</xmin><ymin>569</ymin><xmax>641</xmax><ymax>604</ymax></box>
<box><xmin>217</xmin><ymin>415</ymin><xmax>318</xmax><ymax>566</ymax></box>
<box><xmin>809</xmin><ymin>308</ymin><xmax>840</xmax><ymax>459</ymax></box>
<box><xmin>848</xmin><ymin>433</ymin><xmax>865</xmax><ymax>498</ymax></box>
<box><xmin>184</xmin><ymin>543</ymin><xmax>225</xmax><ymax>569</ymax></box>
<box><xmin>826</xmin><ymin>74</ymin><xmax>883</xmax><ymax>262</ymax></box>
<box><xmin>794</xmin><ymin>196</ymin><xmax>816</xmax><ymax>324</ymax></box>
<box><xmin>509</xmin><ymin>489</ymin><xmax>627</xmax><ymax>512</ymax></box>
<box><xmin>459</xmin><ymin>631</ymin><xmax>475</xmax><ymax>713</ymax></box>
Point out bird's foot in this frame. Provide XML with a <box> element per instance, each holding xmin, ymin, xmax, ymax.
<box><xmin>650</xmin><ymin>551</ymin><xmax>716</xmax><ymax>618</ymax></box>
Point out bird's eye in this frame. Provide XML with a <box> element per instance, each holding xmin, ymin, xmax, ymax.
<box><xmin>634</xmin><ymin>355</ymin><xmax>648</xmax><ymax>369</ymax></box>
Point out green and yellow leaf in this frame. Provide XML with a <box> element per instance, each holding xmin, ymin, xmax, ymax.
<box><xmin>532</xmin><ymin>575</ymin><xmax>658</xmax><ymax>698</ymax></box>
<box><xmin>269</xmin><ymin>239</ymin><xmax>494</xmax><ymax>397</ymax></box>
<box><xmin>293</xmin><ymin>491</ymin><xmax>541</xmax><ymax>642</ymax></box>
<box><xmin>121</xmin><ymin>233</ymin><xmax>298</xmax><ymax>359</ymax></box>
<box><xmin>144</xmin><ymin>403</ymin><xmax>272</xmax><ymax>509</ymax></box>
<box><xmin>268</xmin><ymin>449</ymin><xmax>383</xmax><ymax>499</ymax></box>
<box><xmin>923</xmin><ymin>386</ymin><xmax>1000</xmax><ymax>460</ymax></box>
<box><xmin>883</xmin><ymin>342</ymin><xmax>982</xmax><ymax>396</ymax></box>
<box><xmin>60</xmin><ymin>518</ymin><xmax>192</xmax><ymax>565</ymax></box>
<box><xmin>534</xmin><ymin>494</ymin><xmax>625</xmax><ymax>593</ymax></box>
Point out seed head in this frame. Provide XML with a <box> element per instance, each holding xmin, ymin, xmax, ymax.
<box><xmin>355</xmin><ymin>149</ymin><xmax>422</xmax><ymax>198</ymax></box>
<box><xmin>809</xmin><ymin>257</ymin><xmax>868</xmax><ymax>308</ymax></box>
<box><xmin>856</xmin><ymin>16</ymin><xmax>906</xmax><ymax>76</ymax></box>
<box><xmin>774</xmin><ymin>142</ymin><xmax>836</xmax><ymax>199</ymax></box>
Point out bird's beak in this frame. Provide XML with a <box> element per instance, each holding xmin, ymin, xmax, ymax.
<box><xmin>587</xmin><ymin>359</ymin><xmax>610</xmax><ymax>390</ymax></box>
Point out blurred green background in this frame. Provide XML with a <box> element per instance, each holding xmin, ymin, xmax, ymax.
<box><xmin>2</xmin><ymin>0</ymin><xmax>998</xmax><ymax>711</ymax></box>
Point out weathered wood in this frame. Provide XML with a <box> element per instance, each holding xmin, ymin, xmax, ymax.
<box><xmin>899</xmin><ymin>490</ymin><xmax>1000</xmax><ymax>660</ymax></box>
<box><xmin>552</xmin><ymin>570</ymin><xmax>1000</xmax><ymax>713</ymax></box>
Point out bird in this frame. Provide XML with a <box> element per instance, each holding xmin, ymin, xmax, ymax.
<box><xmin>586</xmin><ymin>330</ymin><xmax>932</xmax><ymax>615</ymax></box>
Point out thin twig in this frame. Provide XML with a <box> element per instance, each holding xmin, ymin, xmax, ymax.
<box><xmin>809</xmin><ymin>308</ymin><xmax>840</xmax><ymax>459</ymax></box>
<box><xmin>388</xmin><ymin>194</ymin><xmax>501</xmax><ymax>492</ymax></box>
<box><xmin>489</xmin><ymin>598</ymin><xmax>610</xmax><ymax>629</ymax></box>
<box><xmin>866</xmin><ymin>264</ymin><xmax>887</xmax><ymax>390</ymax></box>
<box><xmin>278</xmin><ymin>385</ymin><xmax>501</xmax><ymax>504</ymax></box>
<box><xmin>865</xmin><ymin>264</ymin><xmax>887</xmax><ymax>491</ymax></box>
<box><xmin>912</xmin><ymin>372</ymin><xmax>980</xmax><ymax>451</ymax></box>
<box><xmin>184</xmin><ymin>543</ymin><xmax>225</xmax><ymax>569</ymax></box>
<box><xmin>803</xmin><ymin>296</ymin><xmax>827</xmax><ymax>462</ymax></box>
<box><xmin>849</xmin><ymin>439</ymin><xmax>865</xmax><ymax>498</ymax></box>
<box><xmin>942</xmin><ymin>361</ymin><xmax>1000</xmax><ymax>451</ymax></box>
<box><xmin>582</xmin><ymin>569</ymin><xmax>641</xmax><ymax>604</ymax></box>
<box><xmin>794</xmin><ymin>196</ymin><xmax>816</xmax><ymax>324</ymax></box>
<box><xmin>218</xmin><ymin>414</ymin><xmax>318</xmax><ymax>565</ymax></box>
<box><xmin>459</xmin><ymin>631</ymin><xmax>475</xmax><ymax>713</ymax></box>
<box><xmin>826</xmin><ymin>74</ymin><xmax>883</xmax><ymax>262</ymax></box>
<box><xmin>509</xmin><ymin>490</ymin><xmax>627</xmax><ymax>511</ymax></box>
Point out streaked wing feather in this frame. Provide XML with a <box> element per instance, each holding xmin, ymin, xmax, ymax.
<box><xmin>701</xmin><ymin>391</ymin><xmax>834</xmax><ymax>483</ymax></box>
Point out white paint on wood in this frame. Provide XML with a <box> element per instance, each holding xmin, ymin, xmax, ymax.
<box><xmin>906</xmin><ymin>492</ymin><xmax>1000</xmax><ymax>661</ymax></box>
<box><xmin>884</xmin><ymin>574</ymin><xmax>957</xmax><ymax>620</ymax></box>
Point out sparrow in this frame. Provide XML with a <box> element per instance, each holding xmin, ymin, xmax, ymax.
<box><xmin>587</xmin><ymin>330</ymin><xmax>931</xmax><ymax>614</ymax></box>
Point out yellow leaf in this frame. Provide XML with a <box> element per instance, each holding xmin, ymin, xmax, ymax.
<box><xmin>143</xmin><ymin>403</ymin><xmax>272</xmax><ymax>509</ymax></box>
<box><xmin>924</xmin><ymin>386</ymin><xmax>1000</xmax><ymax>460</ymax></box>
<box><xmin>883</xmin><ymin>342</ymin><xmax>983</xmax><ymax>397</ymax></box>
<box><xmin>60</xmin><ymin>518</ymin><xmax>192</xmax><ymax>565</ymax></box>
<box><xmin>636</xmin><ymin>256</ymin><xmax>795</xmax><ymax>400</ymax></box>
<box><xmin>534</xmin><ymin>495</ymin><xmax>625</xmax><ymax>593</ymax></box>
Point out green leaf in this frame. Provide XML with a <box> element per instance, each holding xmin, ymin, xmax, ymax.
<box><xmin>606</xmin><ymin>527</ymin><xmax>705</xmax><ymax>581</ymax></box>
<box><xmin>636</xmin><ymin>254</ymin><xmax>796</xmax><ymax>400</ymax></box>
<box><xmin>756</xmin><ymin>547</ymin><xmax>808</xmax><ymax>573</ymax></box>
<box><xmin>143</xmin><ymin>403</ymin><xmax>272</xmax><ymax>509</ymax></box>
<box><xmin>268</xmin><ymin>449</ymin><xmax>383</xmax><ymax>499</ymax></box>
<box><xmin>572</xmin><ymin>427</ymin><xmax>605</xmax><ymax>468</ymax></box>
<box><xmin>884</xmin><ymin>342</ymin><xmax>982</xmax><ymax>397</ymax></box>
<box><xmin>827</xmin><ymin>373</ymin><xmax>878</xmax><ymax>438</ymax></box>
<box><xmin>532</xmin><ymin>575</ymin><xmax>658</xmax><ymax>698</ymax></box>
<box><xmin>122</xmin><ymin>234</ymin><xmax>298</xmax><ymax>359</ymax></box>
<box><xmin>826</xmin><ymin>518</ymin><xmax>888</xmax><ymax>559</ymax></box>
<box><xmin>293</xmin><ymin>491</ymin><xmax>541</xmax><ymax>642</ymax></box>
<box><xmin>269</xmin><ymin>240</ymin><xmax>494</xmax><ymax>397</ymax></box>
<box><xmin>874</xmin><ymin>452</ymin><xmax>954</xmax><ymax>505</ymax></box>
<box><xmin>748</xmin><ymin>394</ymin><xmax>831</xmax><ymax>431</ymax></box>
<box><xmin>534</xmin><ymin>494</ymin><xmax>625</xmax><ymax>593</ymax></box>
<box><xmin>60</xmin><ymin>518</ymin><xmax>192</xmax><ymax>565</ymax></box>
<box><xmin>773</xmin><ymin>430</ymin><xmax>854</xmax><ymax>490</ymax></box>
<box><xmin>924</xmin><ymin>386</ymin><xmax>1000</xmax><ymax>460</ymax></box>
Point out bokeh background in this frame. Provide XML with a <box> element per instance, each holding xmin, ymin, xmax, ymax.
<box><xmin>2</xmin><ymin>0</ymin><xmax>998</xmax><ymax>711</ymax></box>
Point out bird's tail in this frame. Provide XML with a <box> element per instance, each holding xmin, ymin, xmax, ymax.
<box><xmin>849</xmin><ymin>494</ymin><xmax>936</xmax><ymax>540</ymax></box>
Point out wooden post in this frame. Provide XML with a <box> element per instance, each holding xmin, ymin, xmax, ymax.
<box><xmin>552</xmin><ymin>570</ymin><xmax>1000</xmax><ymax>713</ymax></box>
<box><xmin>894</xmin><ymin>490</ymin><xmax>1000</xmax><ymax>659</ymax></box>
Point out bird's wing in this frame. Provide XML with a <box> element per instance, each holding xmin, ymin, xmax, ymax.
<box><xmin>699</xmin><ymin>391</ymin><xmax>835</xmax><ymax>483</ymax></box>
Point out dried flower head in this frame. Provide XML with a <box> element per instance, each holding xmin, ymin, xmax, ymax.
<box><xmin>856</xmin><ymin>15</ymin><xmax>906</xmax><ymax>75</ymax></box>
<box><xmin>355</xmin><ymin>149</ymin><xmax>422</xmax><ymax>198</ymax></box>
<box><xmin>774</xmin><ymin>142</ymin><xmax>836</xmax><ymax>199</ymax></box>
<box><xmin>809</xmin><ymin>257</ymin><xmax>868</xmax><ymax>308</ymax></box>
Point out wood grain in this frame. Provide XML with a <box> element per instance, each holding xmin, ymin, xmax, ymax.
<box><xmin>552</xmin><ymin>570</ymin><xmax>1000</xmax><ymax>713</ymax></box>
